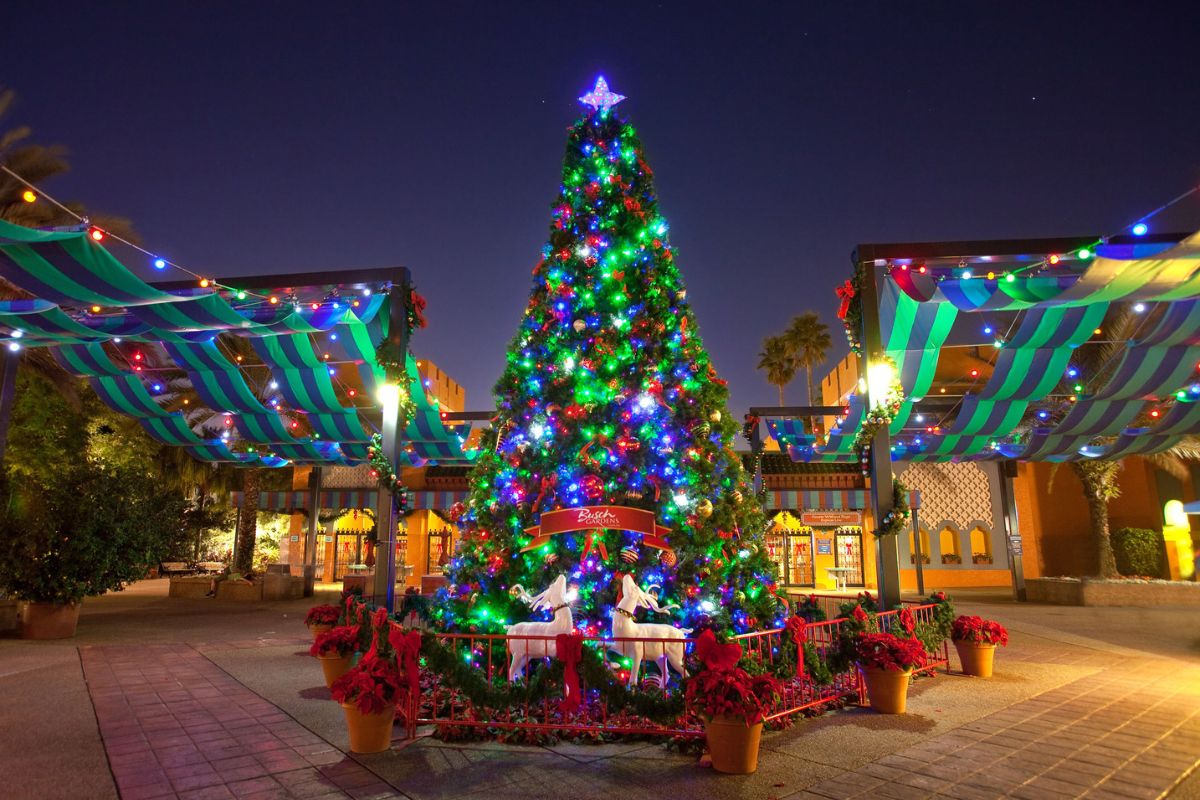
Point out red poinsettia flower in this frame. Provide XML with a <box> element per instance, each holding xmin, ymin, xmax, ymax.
<box><xmin>852</xmin><ymin>605</ymin><xmax>869</xmax><ymax>624</ymax></box>
<box><xmin>951</xmin><ymin>615</ymin><xmax>1009</xmax><ymax>646</ymax></box>
<box><xmin>305</xmin><ymin>605</ymin><xmax>341</xmax><ymax>626</ymax></box>
<box><xmin>855</xmin><ymin>632</ymin><xmax>927</xmax><ymax>672</ymax></box>
<box><xmin>310</xmin><ymin>625</ymin><xmax>360</xmax><ymax>657</ymax></box>
<box><xmin>898</xmin><ymin>607</ymin><xmax>916</xmax><ymax>636</ymax></box>
<box><xmin>331</xmin><ymin>653</ymin><xmax>403</xmax><ymax>715</ymax></box>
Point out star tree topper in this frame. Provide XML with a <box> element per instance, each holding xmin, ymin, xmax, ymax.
<box><xmin>579</xmin><ymin>76</ymin><xmax>626</xmax><ymax>113</ymax></box>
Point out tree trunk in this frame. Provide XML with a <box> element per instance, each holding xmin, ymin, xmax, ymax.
<box><xmin>234</xmin><ymin>468</ymin><xmax>260</xmax><ymax>573</ymax></box>
<box><xmin>777</xmin><ymin>384</ymin><xmax>784</xmax><ymax>406</ymax></box>
<box><xmin>1074</xmin><ymin>466</ymin><xmax>1118</xmax><ymax>578</ymax></box>
<box><xmin>806</xmin><ymin>366</ymin><xmax>819</xmax><ymax>437</ymax></box>
<box><xmin>193</xmin><ymin>489</ymin><xmax>205</xmax><ymax>562</ymax></box>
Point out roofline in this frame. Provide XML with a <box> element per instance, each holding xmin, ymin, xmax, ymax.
<box><xmin>150</xmin><ymin>266</ymin><xmax>411</xmax><ymax>291</ymax></box>
<box><xmin>852</xmin><ymin>232</ymin><xmax>1189</xmax><ymax>262</ymax></box>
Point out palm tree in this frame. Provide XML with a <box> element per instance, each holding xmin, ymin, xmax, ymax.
<box><xmin>757</xmin><ymin>335</ymin><xmax>797</xmax><ymax>406</ymax></box>
<box><xmin>1040</xmin><ymin>303</ymin><xmax>1200</xmax><ymax>577</ymax></box>
<box><xmin>784</xmin><ymin>312</ymin><xmax>832</xmax><ymax>433</ymax></box>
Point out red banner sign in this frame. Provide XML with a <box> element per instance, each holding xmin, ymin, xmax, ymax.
<box><xmin>521</xmin><ymin>505</ymin><xmax>672</xmax><ymax>552</ymax></box>
<box><xmin>801</xmin><ymin>511</ymin><xmax>862</xmax><ymax>527</ymax></box>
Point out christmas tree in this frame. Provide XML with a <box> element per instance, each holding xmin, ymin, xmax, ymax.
<box><xmin>435</xmin><ymin>78</ymin><xmax>781</xmax><ymax>638</ymax></box>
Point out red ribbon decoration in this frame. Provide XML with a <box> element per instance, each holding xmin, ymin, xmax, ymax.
<box><xmin>556</xmin><ymin>632</ymin><xmax>585</xmax><ymax>713</ymax></box>
<box><xmin>410</xmin><ymin>290</ymin><xmax>428</xmax><ymax>328</ymax></box>
<box><xmin>694</xmin><ymin>629</ymin><xmax>743</xmax><ymax>671</ymax></box>
<box><xmin>389</xmin><ymin>627</ymin><xmax>423</xmax><ymax>701</ymax></box>
<box><xmin>580</xmin><ymin>529</ymin><xmax>608</xmax><ymax>562</ymax></box>
<box><xmin>836</xmin><ymin>280</ymin><xmax>856</xmax><ymax>320</ymax></box>
<box><xmin>785</xmin><ymin>616</ymin><xmax>808</xmax><ymax>679</ymax></box>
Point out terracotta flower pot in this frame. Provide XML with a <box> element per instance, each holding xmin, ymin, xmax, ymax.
<box><xmin>309</xmin><ymin>623</ymin><xmax>334</xmax><ymax>641</ymax></box>
<box><xmin>341</xmin><ymin>702</ymin><xmax>396</xmax><ymax>753</ymax></box>
<box><xmin>704</xmin><ymin>714</ymin><xmax>764</xmax><ymax>774</ymax></box>
<box><xmin>20</xmin><ymin>601</ymin><xmax>81</xmax><ymax>640</ymax></box>
<box><xmin>954</xmin><ymin>640</ymin><xmax>997</xmax><ymax>678</ymax></box>
<box><xmin>318</xmin><ymin>653</ymin><xmax>354</xmax><ymax>688</ymax></box>
<box><xmin>859</xmin><ymin>665</ymin><xmax>912</xmax><ymax>714</ymax></box>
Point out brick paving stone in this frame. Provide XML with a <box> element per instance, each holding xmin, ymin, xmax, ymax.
<box><xmin>79</xmin><ymin>644</ymin><xmax>398</xmax><ymax>800</ymax></box>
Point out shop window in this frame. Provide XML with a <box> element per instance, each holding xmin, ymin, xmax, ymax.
<box><xmin>970</xmin><ymin>527</ymin><xmax>993</xmax><ymax>565</ymax></box>
<box><xmin>909</xmin><ymin>528</ymin><xmax>930</xmax><ymax>565</ymax></box>
<box><xmin>939</xmin><ymin>527</ymin><xmax>962</xmax><ymax>565</ymax></box>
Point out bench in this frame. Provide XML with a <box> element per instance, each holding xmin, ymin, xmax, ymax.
<box><xmin>195</xmin><ymin>562</ymin><xmax>226</xmax><ymax>574</ymax></box>
<box><xmin>160</xmin><ymin>562</ymin><xmax>193</xmax><ymax>576</ymax></box>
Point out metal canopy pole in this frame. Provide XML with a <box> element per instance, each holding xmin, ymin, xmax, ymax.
<box><xmin>857</xmin><ymin>246</ymin><xmax>902</xmax><ymax>611</ymax></box>
<box><xmin>1000</xmin><ymin>460</ymin><xmax>1027</xmax><ymax>601</ymax></box>
<box><xmin>371</xmin><ymin>272</ymin><xmax>412</xmax><ymax>613</ymax></box>
<box><xmin>911</xmin><ymin>504</ymin><xmax>925</xmax><ymax>596</ymax></box>
<box><xmin>303</xmin><ymin>467</ymin><xmax>323</xmax><ymax>597</ymax></box>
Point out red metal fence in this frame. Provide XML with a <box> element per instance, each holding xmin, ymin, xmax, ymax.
<box><xmin>355</xmin><ymin>599</ymin><xmax>949</xmax><ymax>740</ymax></box>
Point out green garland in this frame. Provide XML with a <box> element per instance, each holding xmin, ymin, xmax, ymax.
<box><xmin>877</xmin><ymin>478</ymin><xmax>911</xmax><ymax>538</ymax></box>
<box><xmin>368</xmin><ymin>433</ymin><xmax>412</xmax><ymax>508</ymax></box>
<box><xmin>415</xmin><ymin>631</ymin><xmax>685</xmax><ymax>723</ymax></box>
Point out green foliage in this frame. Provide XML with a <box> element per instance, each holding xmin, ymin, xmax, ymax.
<box><xmin>0</xmin><ymin>465</ymin><xmax>186</xmax><ymax>603</ymax></box>
<box><xmin>5</xmin><ymin>370</ymin><xmax>85</xmax><ymax>486</ymax></box>
<box><xmin>1112</xmin><ymin>527</ymin><xmax>1166</xmax><ymax>578</ymax></box>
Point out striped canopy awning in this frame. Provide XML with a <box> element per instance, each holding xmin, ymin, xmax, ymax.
<box><xmin>774</xmin><ymin>229</ymin><xmax>1200</xmax><ymax>463</ymax></box>
<box><xmin>0</xmin><ymin>218</ymin><xmax>478</xmax><ymax>469</ymax></box>
<box><xmin>762</xmin><ymin>489</ymin><xmax>921</xmax><ymax>511</ymax></box>
<box><xmin>231</xmin><ymin>489</ymin><xmax>468</xmax><ymax>511</ymax></box>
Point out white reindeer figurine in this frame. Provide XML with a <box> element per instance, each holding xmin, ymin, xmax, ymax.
<box><xmin>610</xmin><ymin>573</ymin><xmax>692</xmax><ymax>687</ymax></box>
<box><xmin>505</xmin><ymin>575</ymin><xmax>578</xmax><ymax>682</ymax></box>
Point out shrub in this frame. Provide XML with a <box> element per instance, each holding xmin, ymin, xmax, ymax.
<box><xmin>0</xmin><ymin>465</ymin><xmax>185</xmax><ymax>604</ymax></box>
<box><xmin>1112</xmin><ymin>528</ymin><xmax>1165</xmax><ymax>578</ymax></box>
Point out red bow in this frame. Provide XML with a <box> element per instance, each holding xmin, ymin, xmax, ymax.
<box><xmin>389</xmin><ymin>627</ymin><xmax>422</xmax><ymax>700</ymax></box>
<box><xmin>581</xmin><ymin>530</ymin><xmax>608</xmax><ymax>562</ymax></box>
<box><xmin>898</xmin><ymin>607</ymin><xmax>916</xmax><ymax>636</ymax></box>
<box><xmin>694</xmin><ymin>629</ymin><xmax>743</xmax><ymax>671</ymax></box>
<box><xmin>836</xmin><ymin>280</ymin><xmax>856</xmax><ymax>320</ymax></box>
<box><xmin>556</xmin><ymin>633</ymin><xmax>585</xmax><ymax>713</ymax></box>
<box><xmin>410</xmin><ymin>290</ymin><xmax>428</xmax><ymax>328</ymax></box>
<box><xmin>785</xmin><ymin>616</ymin><xmax>808</xmax><ymax>679</ymax></box>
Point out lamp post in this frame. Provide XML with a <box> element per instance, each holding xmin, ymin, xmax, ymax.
<box><xmin>372</xmin><ymin>381</ymin><xmax>403</xmax><ymax>612</ymax></box>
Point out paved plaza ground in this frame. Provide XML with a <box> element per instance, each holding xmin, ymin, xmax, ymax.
<box><xmin>2</xmin><ymin>581</ymin><xmax>1198</xmax><ymax>799</ymax></box>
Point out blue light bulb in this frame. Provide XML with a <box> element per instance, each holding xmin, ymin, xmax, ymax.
<box><xmin>1132</xmin><ymin>223</ymin><xmax>1148</xmax><ymax>236</ymax></box>
<box><xmin>152</xmin><ymin>258</ymin><xmax>167</xmax><ymax>270</ymax></box>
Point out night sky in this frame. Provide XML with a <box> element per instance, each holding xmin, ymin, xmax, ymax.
<box><xmin>4</xmin><ymin>2</ymin><xmax>1200</xmax><ymax>415</ymax></box>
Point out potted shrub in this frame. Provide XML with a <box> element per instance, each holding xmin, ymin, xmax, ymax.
<box><xmin>305</xmin><ymin>604</ymin><xmax>342</xmax><ymax>640</ymax></box>
<box><xmin>687</xmin><ymin>629</ymin><xmax>782</xmax><ymax>774</ymax></box>
<box><xmin>951</xmin><ymin>615</ymin><xmax>1008</xmax><ymax>678</ymax></box>
<box><xmin>0</xmin><ymin>465</ymin><xmax>183</xmax><ymax>639</ymax></box>
<box><xmin>311</xmin><ymin>624</ymin><xmax>360</xmax><ymax>688</ymax></box>
<box><xmin>855</xmin><ymin>632</ymin><xmax>927</xmax><ymax>714</ymax></box>
<box><xmin>331</xmin><ymin>608</ymin><xmax>403</xmax><ymax>753</ymax></box>
<box><xmin>941</xmin><ymin>552</ymin><xmax>962</xmax><ymax>565</ymax></box>
<box><xmin>971</xmin><ymin>552</ymin><xmax>993</xmax><ymax>565</ymax></box>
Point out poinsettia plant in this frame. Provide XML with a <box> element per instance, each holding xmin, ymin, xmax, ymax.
<box><xmin>855</xmin><ymin>632</ymin><xmax>928</xmax><ymax>672</ymax></box>
<box><xmin>310</xmin><ymin>625</ymin><xmax>360</xmax><ymax>658</ymax></box>
<box><xmin>685</xmin><ymin>630</ymin><xmax>781</xmax><ymax>725</ymax></box>
<box><xmin>305</xmin><ymin>605</ymin><xmax>341</xmax><ymax>627</ymax></box>
<box><xmin>951</xmin><ymin>615</ymin><xmax>1009</xmax><ymax>646</ymax></box>
<box><xmin>330</xmin><ymin>653</ymin><xmax>403</xmax><ymax>714</ymax></box>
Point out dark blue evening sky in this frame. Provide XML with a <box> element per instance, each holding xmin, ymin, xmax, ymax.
<box><xmin>4</xmin><ymin>2</ymin><xmax>1199</xmax><ymax>414</ymax></box>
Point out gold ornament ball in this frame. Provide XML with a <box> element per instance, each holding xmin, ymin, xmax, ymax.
<box><xmin>544</xmin><ymin>552</ymin><xmax>559</xmax><ymax>566</ymax></box>
<box><xmin>735</xmin><ymin>590</ymin><xmax>746</xmax><ymax>602</ymax></box>
<box><xmin>696</xmin><ymin>499</ymin><xmax>714</xmax><ymax>518</ymax></box>
<box><xmin>508</xmin><ymin>586</ymin><xmax>523</xmax><ymax>599</ymax></box>
<box><xmin>660</xmin><ymin>549</ymin><xmax>677</xmax><ymax>567</ymax></box>
<box><xmin>732</xmin><ymin>490</ymin><xmax>743</xmax><ymax>504</ymax></box>
<box><xmin>708</xmin><ymin>410</ymin><xmax>721</xmax><ymax>423</ymax></box>
<box><xmin>573</xmin><ymin>319</ymin><xmax>586</xmax><ymax>332</ymax></box>
<box><xmin>676</xmin><ymin>289</ymin><xmax>687</xmax><ymax>301</ymax></box>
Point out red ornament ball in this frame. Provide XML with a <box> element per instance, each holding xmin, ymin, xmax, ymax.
<box><xmin>620</xmin><ymin>546</ymin><xmax>639</xmax><ymax>564</ymax></box>
<box><xmin>580</xmin><ymin>474</ymin><xmax>604</xmax><ymax>500</ymax></box>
